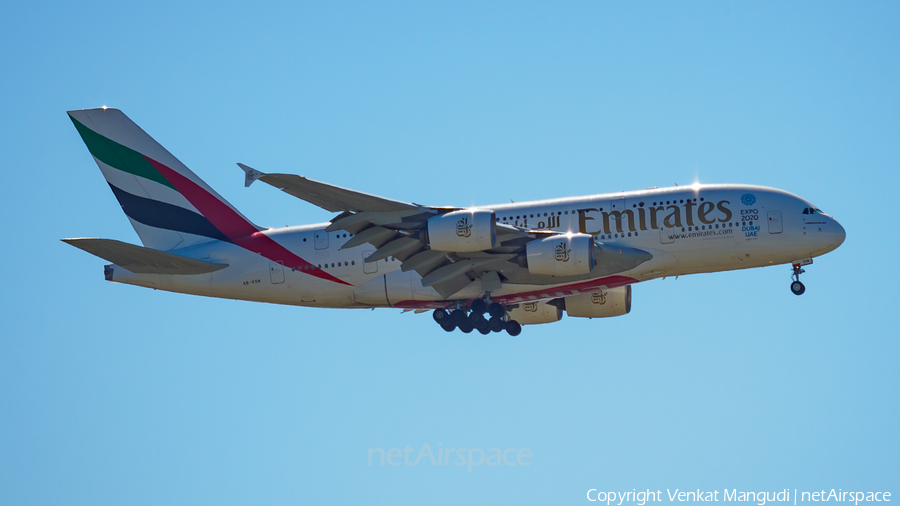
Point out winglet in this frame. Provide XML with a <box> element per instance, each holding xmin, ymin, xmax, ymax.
<box><xmin>238</xmin><ymin>163</ymin><xmax>266</xmax><ymax>187</ymax></box>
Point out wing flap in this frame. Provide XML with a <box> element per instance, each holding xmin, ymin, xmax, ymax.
<box><xmin>62</xmin><ymin>238</ymin><xmax>228</xmax><ymax>275</ymax></box>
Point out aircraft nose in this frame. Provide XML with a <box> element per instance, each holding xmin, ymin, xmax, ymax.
<box><xmin>832</xmin><ymin>219</ymin><xmax>846</xmax><ymax>249</ymax></box>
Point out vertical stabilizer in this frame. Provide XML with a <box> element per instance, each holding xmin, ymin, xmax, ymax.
<box><xmin>68</xmin><ymin>108</ymin><xmax>259</xmax><ymax>250</ymax></box>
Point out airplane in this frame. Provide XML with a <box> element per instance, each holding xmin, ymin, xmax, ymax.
<box><xmin>63</xmin><ymin>107</ymin><xmax>846</xmax><ymax>336</ymax></box>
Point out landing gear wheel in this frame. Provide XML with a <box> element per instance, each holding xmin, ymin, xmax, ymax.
<box><xmin>790</xmin><ymin>264</ymin><xmax>807</xmax><ymax>296</ymax></box>
<box><xmin>488</xmin><ymin>302</ymin><xmax>506</xmax><ymax>318</ymax></box>
<box><xmin>475</xmin><ymin>318</ymin><xmax>490</xmax><ymax>333</ymax></box>
<box><xmin>470</xmin><ymin>299</ymin><xmax>487</xmax><ymax>315</ymax></box>
<box><xmin>440</xmin><ymin>321</ymin><xmax>456</xmax><ymax>332</ymax></box>
<box><xmin>469</xmin><ymin>312</ymin><xmax>485</xmax><ymax>325</ymax></box>
<box><xmin>505</xmin><ymin>320</ymin><xmax>522</xmax><ymax>337</ymax></box>
<box><xmin>450</xmin><ymin>309</ymin><xmax>467</xmax><ymax>325</ymax></box>
<box><xmin>477</xmin><ymin>325</ymin><xmax>491</xmax><ymax>335</ymax></box>
<box><xmin>433</xmin><ymin>309</ymin><xmax>449</xmax><ymax>324</ymax></box>
<box><xmin>458</xmin><ymin>320</ymin><xmax>474</xmax><ymax>333</ymax></box>
<box><xmin>489</xmin><ymin>316</ymin><xmax>505</xmax><ymax>332</ymax></box>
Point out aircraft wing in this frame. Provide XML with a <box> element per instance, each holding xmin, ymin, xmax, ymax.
<box><xmin>241</xmin><ymin>165</ymin><xmax>651</xmax><ymax>299</ymax></box>
<box><xmin>62</xmin><ymin>238</ymin><xmax>229</xmax><ymax>275</ymax></box>
<box><xmin>322</xmin><ymin>206</ymin><xmax>539</xmax><ymax>298</ymax></box>
<box><xmin>331</xmin><ymin>213</ymin><xmax>650</xmax><ymax>299</ymax></box>
<box><xmin>238</xmin><ymin>163</ymin><xmax>417</xmax><ymax>213</ymax></box>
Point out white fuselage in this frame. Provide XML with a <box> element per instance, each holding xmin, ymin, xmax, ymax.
<box><xmin>108</xmin><ymin>184</ymin><xmax>846</xmax><ymax>309</ymax></box>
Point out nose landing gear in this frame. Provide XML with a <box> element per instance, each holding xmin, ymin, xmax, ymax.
<box><xmin>790</xmin><ymin>264</ymin><xmax>807</xmax><ymax>296</ymax></box>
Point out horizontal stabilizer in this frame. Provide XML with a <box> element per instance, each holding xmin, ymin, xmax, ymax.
<box><xmin>62</xmin><ymin>238</ymin><xmax>228</xmax><ymax>275</ymax></box>
<box><xmin>238</xmin><ymin>164</ymin><xmax>417</xmax><ymax>213</ymax></box>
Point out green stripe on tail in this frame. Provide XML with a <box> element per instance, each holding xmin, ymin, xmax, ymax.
<box><xmin>69</xmin><ymin>116</ymin><xmax>175</xmax><ymax>190</ymax></box>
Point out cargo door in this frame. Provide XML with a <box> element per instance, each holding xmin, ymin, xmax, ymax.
<box><xmin>767</xmin><ymin>211</ymin><xmax>783</xmax><ymax>234</ymax></box>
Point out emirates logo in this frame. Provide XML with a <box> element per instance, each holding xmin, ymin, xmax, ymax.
<box><xmin>554</xmin><ymin>241</ymin><xmax>571</xmax><ymax>262</ymax></box>
<box><xmin>590</xmin><ymin>291</ymin><xmax>607</xmax><ymax>305</ymax></box>
<box><xmin>456</xmin><ymin>218</ymin><xmax>472</xmax><ymax>238</ymax></box>
<box><xmin>523</xmin><ymin>302</ymin><xmax>538</xmax><ymax>312</ymax></box>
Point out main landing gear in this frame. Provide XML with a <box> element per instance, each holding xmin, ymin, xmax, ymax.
<box><xmin>432</xmin><ymin>300</ymin><xmax>521</xmax><ymax>337</ymax></box>
<box><xmin>790</xmin><ymin>264</ymin><xmax>806</xmax><ymax>296</ymax></box>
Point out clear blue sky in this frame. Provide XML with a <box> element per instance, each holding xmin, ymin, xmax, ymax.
<box><xmin>1</xmin><ymin>1</ymin><xmax>898</xmax><ymax>504</ymax></box>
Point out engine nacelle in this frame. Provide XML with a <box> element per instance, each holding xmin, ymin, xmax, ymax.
<box><xmin>524</xmin><ymin>233</ymin><xmax>594</xmax><ymax>276</ymax></box>
<box><xmin>427</xmin><ymin>210</ymin><xmax>497</xmax><ymax>252</ymax></box>
<box><xmin>507</xmin><ymin>300</ymin><xmax>562</xmax><ymax>325</ymax></box>
<box><xmin>564</xmin><ymin>286</ymin><xmax>632</xmax><ymax>318</ymax></box>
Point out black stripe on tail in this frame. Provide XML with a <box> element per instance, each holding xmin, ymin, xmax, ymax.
<box><xmin>108</xmin><ymin>183</ymin><xmax>231</xmax><ymax>243</ymax></box>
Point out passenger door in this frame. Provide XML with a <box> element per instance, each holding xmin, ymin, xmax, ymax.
<box><xmin>269</xmin><ymin>261</ymin><xmax>285</xmax><ymax>284</ymax></box>
<box><xmin>314</xmin><ymin>229</ymin><xmax>329</xmax><ymax>250</ymax></box>
<box><xmin>659</xmin><ymin>225</ymin><xmax>675</xmax><ymax>244</ymax></box>
<box><xmin>609</xmin><ymin>197</ymin><xmax>625</xmax><ymax>215</ymax></box>
<box><xmin>767</xmin><ymin>211</ymin><xmax>783</xmax><ymax>234</ymax></box>
<box><xmin>362</xmin><ymin>251</ymin><xmax>377</xmax><ymax>274</ymax></box>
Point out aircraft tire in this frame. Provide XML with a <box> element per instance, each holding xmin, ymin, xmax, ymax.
<box><xmin>440</xmin><ymin>321</ymin><xmax>456</xmax><ymax>332</ymax></box>
<box><xmin>459</xmin><ymin>320</ymin><xmax>474</xmax><ymax>333</ymax></box>
<box><xmin>489</xmin><ymin>316</ymin><xmax>505</xmax><ymax>332</ymax></box>
<box><xmin>488</xmin><ymin>302</ymin><xmax>505</xmax><ymax>318</ymax></box>
<box><xmin>470</xmin><ymin>299</ymin><xmax>487</xmax><ymax>315</ymax></box>
<box><xmin>505</xmin><ymin>320</ymin><xmax>522</xmax><ymax>337</ymax></box>
<box><xmin>791</xmin><ymin>280</ymin><xmax>806</xmax><ymax>296</ymax></box>
<box><xmin>433</xmin><ymin>309</ymin><xmax>449</xmax><ymax>324</ymax></box>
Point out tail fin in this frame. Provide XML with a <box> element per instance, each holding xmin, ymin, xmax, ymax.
<box><xmin>68</xmin><ymin>108</ymin><xmax>260</xmax><ymax>251</ymax></box>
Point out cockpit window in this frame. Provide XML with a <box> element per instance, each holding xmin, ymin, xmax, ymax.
<box><xmin>803</xmin><ymin>207</ymin><xmax>824</xmax><ymax>215</ymax></box>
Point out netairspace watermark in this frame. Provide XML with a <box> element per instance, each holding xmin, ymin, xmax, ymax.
<box><xmin>367</xmin><ymin>443</ymin><xmax>531</xmax><ymax>472</ymax></box>
<box><xmin>586</xmin><ymin>489</ymin><xmax>892</xmax><ymax>506</ymax></box>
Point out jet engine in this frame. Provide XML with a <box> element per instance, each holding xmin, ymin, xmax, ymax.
<box><xmin>524</xmin><ymin>233</ymin><xmax>594</xmax><ymax>276</ymax></box>
<box><xmin>507</xmin><ymin>300</ymin><xmax>563</xmax><ymax>325</ymax></box>
<box><xmin>427</xmin><ymin>210</ymin><xmax>497</xmax><ymax>252</ymax></box>
<box><xmin>564</xmin><ymin>286</ymin><xmax>631</xmax><ymax>318</ymax></box>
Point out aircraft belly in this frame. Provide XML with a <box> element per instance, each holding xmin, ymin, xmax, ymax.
<box><xmin>384</xmin><ymin>270</ymin><xmax>443</xmax><ymax>305</ymax></box>
<box><xmin>626</xmin><ymin>248</ymin><xmax>677</xmax><ymax>279</ymax></box>
<box><xmin>353</xmin><ymin>275</ymin><xmax>389</xmax><ymax>306</ymax></box>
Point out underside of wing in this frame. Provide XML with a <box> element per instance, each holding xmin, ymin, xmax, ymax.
<box><xmin>326</xmin><ymin>211</ymin><xmax>652</xmax><ymax>299</ymax></box>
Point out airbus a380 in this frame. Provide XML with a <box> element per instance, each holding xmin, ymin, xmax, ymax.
<box><xmin>64</xmin><ymin>108</ymin><xmax>846</xmax><ymax>336</ymax></box>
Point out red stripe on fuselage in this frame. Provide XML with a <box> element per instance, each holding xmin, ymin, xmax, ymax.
<box><xmin>491</xmin><ymin>275</ymin><xmax>636</xmax><ymax>304</ymax></box>
<box><xmin>146</xmin><ymin>156</ymin><xmax>351</xmax><ymax>286</ymax></box>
